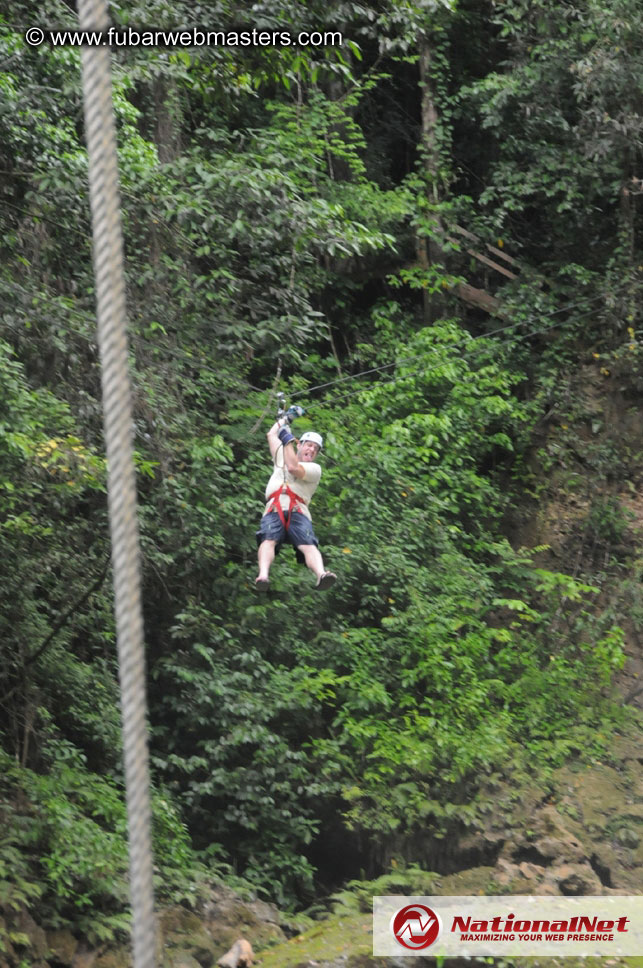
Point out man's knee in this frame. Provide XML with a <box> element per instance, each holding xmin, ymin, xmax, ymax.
<box><xmin>298</xmin><ymin>543</ymin><xmax>321</xmax><ymax>559</ymax></box>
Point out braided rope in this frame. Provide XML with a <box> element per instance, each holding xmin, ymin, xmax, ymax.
<box><xmin>78</xmin><ymin>3</ymin><xmax>156</xmax><ymax>965</ymax></box>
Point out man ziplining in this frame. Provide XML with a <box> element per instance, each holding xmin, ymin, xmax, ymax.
<box><xmin>255</xmin><ymin>414</ymin><xmax>337</xmax><ymax>593</ymax></box>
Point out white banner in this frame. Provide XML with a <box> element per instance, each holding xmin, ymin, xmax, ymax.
<box><xmin>373</xmin><ymin>895</ymin><xmax>643</xmax><ymax>956</ymax></box>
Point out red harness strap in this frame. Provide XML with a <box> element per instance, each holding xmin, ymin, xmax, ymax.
<box><xmin>267</xmin><ymin>484</ymin><xmax>305</xmax><ymax>530</ymax></box>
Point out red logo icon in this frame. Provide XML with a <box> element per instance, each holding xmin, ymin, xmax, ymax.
<box><xmin>391</xmin><ymin>903</ymin><xmax>442</xmax><ymax>950</ymax></box>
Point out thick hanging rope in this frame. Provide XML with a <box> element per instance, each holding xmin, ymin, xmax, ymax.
<box><xmin>78</xmin><ymin>3</ymin><xmax>156</xmax><ymax>966</ymax></box>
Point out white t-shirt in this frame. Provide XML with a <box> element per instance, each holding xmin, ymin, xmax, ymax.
<box><xmin>264</xmin><ymin>446</ymin><xmax>321</xmax><ymax>520</ymax></box>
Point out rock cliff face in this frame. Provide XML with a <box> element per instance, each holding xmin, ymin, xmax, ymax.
<box><xmin>449</xmin><ymin>730</ymin><xmax>643</xmax><ymax>900</ymax></box>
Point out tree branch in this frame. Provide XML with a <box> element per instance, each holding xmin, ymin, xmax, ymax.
<box><xmin>245</xmin><ymin>359</ymin><xmax>282</xmax><ymax>438</ymax></box>
<box><xmin>0</xmin><ymin>555</ymin><xmax>111</xmax><ymax>705</ymax></box>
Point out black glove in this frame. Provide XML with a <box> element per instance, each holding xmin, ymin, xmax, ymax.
<box><xmin>278</xmin><ymin>426</ymin><xmax>296</xmax><ymax>446</ymax></box>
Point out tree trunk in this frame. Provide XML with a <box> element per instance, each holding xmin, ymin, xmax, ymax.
<box><xmin>154</xmin><ymin>78</ymin><xmax>181</xmax><ymax>164</ymax></box>
<box><xmin>417</xmin><ymin>35</ymin><xmax>445</xmax><ymax>323</ymax></box>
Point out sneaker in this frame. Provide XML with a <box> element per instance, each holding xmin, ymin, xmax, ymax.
<box><xmin>315</xmin><ymin>571</ymin><xmax>337</xmax><ymax>591</ymax></box>
<box><xmin>255</xmin><ymin>578</ymin><xmax>270</xmax><ymax>593</ymax></box>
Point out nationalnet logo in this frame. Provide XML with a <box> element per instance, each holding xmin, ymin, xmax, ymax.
<box><xmin>374</xmin><ymin>895</ymin><xmax>643</xmax><ymax>957</ymax></box>
<box><xmin>390</xmin><ymin>904</ymin><xmax>442</xmax><ymax>950</ymax></box>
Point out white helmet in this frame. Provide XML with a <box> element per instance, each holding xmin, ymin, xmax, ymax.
<box><xmin>299</xmin><ymin>431</ymin><xmax>323</xmax><ymax>450</ymax></box>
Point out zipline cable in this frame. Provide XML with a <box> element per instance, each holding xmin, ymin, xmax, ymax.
<box><xmin>3</xmin><ymin>191</ymin><xmax>637</xmax><ymax>418</ymax></box>
<box><xmin>78</xmin><ymin>2</ymin><xmax>156</xmax><ymax>967</ymax></box>
<box><xmin>290</xmin><ymin>289</ymin><xmax>616</xmax><ymax>401</ymax></box>
<box><xmin>302</xmin><ymin>296</ymin><xmax>614</xmax><ymax>416</ymax></box>
<box><xmin>301</xmin><ymin>299</ymin><xmax>601</xmax><ymax>412</ymax></box>
<box><xmin>5</xmin><ymin>275</ymin><xmax>635</xmax><ymax>418</ymax></box>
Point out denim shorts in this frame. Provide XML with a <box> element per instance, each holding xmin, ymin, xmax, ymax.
<box><xmin>256</xmin><ymin>510</ymin><xmax>319</xmax><ymax>564</ymax></box>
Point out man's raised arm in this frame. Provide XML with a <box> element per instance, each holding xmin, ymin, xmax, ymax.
<box><xmin>268</xmin><ymin>420</ymin><xmax>306</xmax><ymax>479</ymax></box>
<box><xmin>266</xmin><ymin>420</ymin><xmax>283</xmax><ymax>460</ymax></box>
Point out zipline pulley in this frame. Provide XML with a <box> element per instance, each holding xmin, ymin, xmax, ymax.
<box><xmin>276</xmin><ymin>391</ymin><xmax>306</xmax><ymax>424</ymax></box>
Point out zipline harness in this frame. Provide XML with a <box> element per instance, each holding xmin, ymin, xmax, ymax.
<box><xmin>266</xmin><ymin>483</ymin><xmax>306</xmax><ymax>529</ymax></box>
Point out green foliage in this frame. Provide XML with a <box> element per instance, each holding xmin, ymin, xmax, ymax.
<box><xmin>330</xmin><ymin>861</ymin><xmax>439</xmax><ymax>914</ymax></box>
<box><xmin>0</xmin><ymin>838</ymin><xmax>43</xmax><ymax>914</ymax></box>
<box><xmin>453</xmin><ymin>0</ymin><xmax>643</xmax><ymax>293</ymax></box>
<box><xmin>0</xmin><ymin>739</ymin><xmax>128</xmax><ymax>940</ymax></box>
<box><xmin>0</xmin><ymin>0</ymin><xmax>638</xmax><ymax>923</ymax></box>
<box><xmin>0</xmin><ymin>730</ymin><xmax>207</xmax><ymax>941</ymax></box>
<box><xmin>587</xmin><ymin>496</ymin><xmax>632</xmax><ymax>544</ymax></box>
<box><xmin>148</xmin><ymin>315</ymin><xmax>627</xmax><ymax>901</ymax></box>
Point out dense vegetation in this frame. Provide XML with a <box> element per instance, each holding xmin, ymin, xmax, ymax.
<box><xmin>1</xmin><ymin>0</ymin><xmax>641</xmax><ymax>940</ymax></box>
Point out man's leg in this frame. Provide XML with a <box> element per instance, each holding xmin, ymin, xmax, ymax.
<box><xmin>257</xmin><ymin>539</ymin><xmax>277</xmax><ymax>582</ymax></box>
<box><xmin>298</xmin><ymin>544</ymin><xmax>336</xmax><ymax>588</ymax></box>
<box><xmin>289</xmin><ymin>516</ymin><xmax>336</xmax><ymax>589</ymax></box>
<box><xmin>297</xmin><ymin>543</ymin><xmax>325</xmax><ymax>580</ymax></box>
<box><xmin>255</xmin><ymin>512</ymin><xmax>284</xmax><ymax>589</ymax></box>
